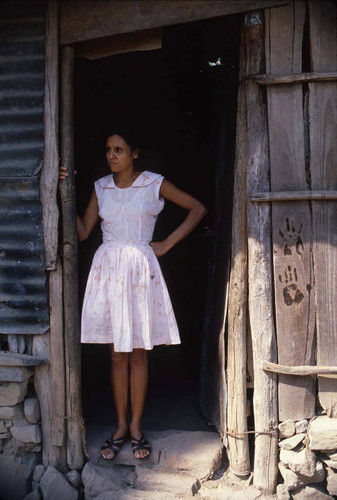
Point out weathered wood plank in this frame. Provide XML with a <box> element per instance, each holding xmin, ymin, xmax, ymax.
<box><xmin>309</xmin><ymin>0</ymin><xmax>337</xmax><ymax>417</ymax></box>
<box><xmin>266</xmin><ymin>1</ymin><xmax>316</xmax><ymax>421</ymax></box>
<box><xmin>245</xmin><ymin>12</ymin><xmax>278</xmax><ymax>493</ymax></box>
<box><xmin>263</xmin><ymin>361</ymin><xmax>337</xmax><ymax>376</ymax></box>
<box><xmin>252</xmin><ymin>71</ymin><xmax>337</xmax><ymax>85</ymax></box>
<box><xmin>49</xmin><ymin>259</ymin><xmax>66</xmax><ymax>446</ymax></box>
<box><xmin>252</xmin><ymin>191</ymin><xmax>337</xmax><ymax>202</ymax></box>
<box><xmin>40</xmin><ymin>0</ymin><xmax>59</xmax><ymax>270</ymax></box>
<box><xmin>227</xmin><ymin>23</ymin><xmax>250</xmax><ymax>477</ymax></box>
<box><xmin>33</xmin><ymin>333</ymin><xmax>67</xmax><ymax>469</ymax></box>
<box><xmin>60</xmin><ymin>45</ymin><xmax>85</xmax><ymax>470</ymax></box>
<box><xmin>60</xmin><ymin>0</ymin><xmax>289</xmax><ymax>45</ymax></box>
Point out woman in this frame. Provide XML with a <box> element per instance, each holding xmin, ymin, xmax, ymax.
<box><xmin>60</xmin><ymin>129</ymin><xmax>207</xmax><ymax>460</ymax></box>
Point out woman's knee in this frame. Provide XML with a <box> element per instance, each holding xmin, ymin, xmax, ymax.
<box><xmin>110</xmin><ymin>349</ymin><xmax>128</xmax><ymax>367</ymax></box>
<box><xmin>129</xmin><ymin>348</ymin><xmax>148</xmax><ymax>367</ymax></box>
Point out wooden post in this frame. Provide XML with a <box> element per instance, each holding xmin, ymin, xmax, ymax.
<box><xmin>309</xmin><ymin>0</ymin><xmax>337</xmax><ymax>418</ymax></box>
<box><xmin>245</xmin><ymin>12</ymin><xmax>278</xmax><ymax>494</ymax></box>
<box><xmin>227</xmin><ymin>23</ymin><xmax>250</xmax><ymax>478</ymax></box>
<box><xmin>33</xmin><ymin>332</ymin><xmax>67</xmax><ymax>470</ymax></box>
<box><xmin>265</xmin><ymin>1</ymin><xmax>315</xmax><ymax>421</ymax></box>
<box><xmin>60</xmin><ymin>45</ymin><xmax>85</xmax><ymax>470</ymax></box>
<box><xmin>49</xmin><ymin>258</ymin><xmax>66</xmax><ymax>446</ymax></box>
<box><xmin>40</xmin><ymin>0</ymin><xmax>59</xmax><ymax>271</ymax></box>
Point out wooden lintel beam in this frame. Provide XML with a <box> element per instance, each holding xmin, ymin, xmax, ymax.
<box><xmin>60</xmin><ymin>0</ymin><xmax>289</xmax><ymax>45</ymax></box>
<box><xmin>251</xmin><ymin>191</ymin><xmax>337</xmax><ymax>202</ymax></box>
<box><xmin>262</xmin><ymin>361</ymin><xmax>337</xmax><ymax>376</ymax></box>
<box><xmin>250</xmin><ymin>71</ymin><xmax>337</xmax><ymax>85</ymax></box>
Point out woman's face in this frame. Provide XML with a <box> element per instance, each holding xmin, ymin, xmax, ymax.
<box><xmin>105</xmin><ymin>134</ymin><xmax>138</xmax><ymax>173</ymax></box>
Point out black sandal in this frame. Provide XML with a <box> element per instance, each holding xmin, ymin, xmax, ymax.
<box><xmin>100</xmin><ymin>434</ymin><xmax>128</xmax><ymax>460</ymax></box>
<box><xmin>130</xmin><ymin>434</ymin><xmax>151</xmax><ymax>459</ymax></box>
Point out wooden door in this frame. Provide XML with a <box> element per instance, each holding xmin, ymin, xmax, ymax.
<box><xmin>199</xmin><ymin>114</ymin><xmax>233</xmax><ymax>438</ymax></box>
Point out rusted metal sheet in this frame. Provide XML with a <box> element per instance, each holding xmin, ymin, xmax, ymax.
<box><xmin>0</xmin><ymin>1</ymin><xmax>49</xmax><ymax>334</ymax></box>
<box><xmin>0</xmin><ymin>177</ymin><xmax>49</xmax><ymax>334</ymax></box>
<box><xmin>0</xmin><ymin>1</ymin><xmax>45</xmax><ymax>177</ymax></box>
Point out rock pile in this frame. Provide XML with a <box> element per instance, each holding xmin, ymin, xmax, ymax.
<box><xmin>277</xmin><ymin>416</ymin><xmax>337</xmax><ymax>499</ymax></box>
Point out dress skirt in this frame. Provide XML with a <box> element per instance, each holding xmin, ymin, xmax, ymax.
<box><xmin>81</xmin><ymin>241</ymin><xmax>181</xmax><ymax>352</ymax></box>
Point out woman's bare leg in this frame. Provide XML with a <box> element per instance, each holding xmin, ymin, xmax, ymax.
<box><xmin>101</xmin><ymin>345</ymin><xmax>129</xmax><ymax>459</ymax></box>
<box><xmin>129</xmin><ymin>348</ymin><xmax>150</xmax><ymax>458</ymax></box>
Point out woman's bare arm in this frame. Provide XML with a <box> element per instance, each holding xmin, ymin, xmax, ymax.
<box><xmin>59</xmin><ymin>166</ymin><xmax>99</xmax><ymax>241</ymax></box>
<box><xmin>150</xmin><ymin>179</ymin><xmax>207</xmax><ymax>257</ymax></box>
<box><xmin>76</xmin><ymin>189</ymin><xmax>100</xmax><ymax>241</ymax></box>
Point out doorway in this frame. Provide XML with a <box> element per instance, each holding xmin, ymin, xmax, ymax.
<box><xmin>73</xmin><ymin>15</ymin><xmax>240</xmax><ymax>436</ymax></box>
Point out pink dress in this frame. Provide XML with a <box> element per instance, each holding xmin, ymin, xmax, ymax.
<box><xmin>80</xmin><ymin>170</ymin><xmax>181</xmax><ymax>352</ymax></box>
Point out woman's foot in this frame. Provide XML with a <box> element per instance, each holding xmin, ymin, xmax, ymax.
<box><xmin>129</xmin><ymin>422</ymin><xmax>151</xmax><ymax>459</ymax></box>
<box><xmin>101</xmin><ymin>424</ymin><xmax>128</xmax><ymax>460</ymax></box>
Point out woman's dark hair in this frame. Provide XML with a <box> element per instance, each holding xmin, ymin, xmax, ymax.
<box><xmin>106</xmin><ymin>126</ymin><xmax>139</xmax><ymax>153</ymax></box>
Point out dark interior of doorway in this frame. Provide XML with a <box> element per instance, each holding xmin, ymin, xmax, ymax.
<box><xmin>74</xmin><ymin>15</ymin><xmax>240</xmax><ymax>433</ymax></box>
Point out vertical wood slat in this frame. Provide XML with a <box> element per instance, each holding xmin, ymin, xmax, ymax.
<box><xmin>50</xmin><ymin>258</ymin><xmax>66</xmax><ymax>446</ymax></box>
<box><xmin>41</xmin><ymin>0</ymin><xmax>59</xmax><ymax>271</ymax></box>
<box><xmin>309</xmin><ymin>0</ymin><xmax>337</xmax><ymax>417</ymax></box>
<box><xmin>245</xmin><ymin>12</ymin><xmax>278</xmax><ymax>494</ymax></box>
<box><xmin>33</xmin><ymin>332</ymin><xmax>67</xmax><ymax>469</ymax></box>
<box><xmin>227</xmin><ymin>22</ymin><xmax>250</xmax><ymax>478</ymax></box>
<box><xmin>60</xmin><ymin>45</ymin><xmax>85</xmax><ymax>470</ymax></box>
<box><xmin>266</xmin><ymin>1</ymin><xmax>315</xmax><ymax>421</ymax></box>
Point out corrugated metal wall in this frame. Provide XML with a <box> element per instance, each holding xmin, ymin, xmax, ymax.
<box><xmin>0</xmin><ymin>1</ymin><xmax>49</xmax><ymax>334</ymax></box>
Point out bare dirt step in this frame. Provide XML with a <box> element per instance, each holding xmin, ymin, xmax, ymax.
<box><xmin>87</xmin><ymin>428</ymin><xmax>223</xmax><ymax>480</ymax></box>
<box><xmin>85</xmin><ymin>489</ymin><xmax>196</xmax><ymax>500</ymax></box>
<box><xmin>134</xmin><ymin>466</ymin><xmax>201</xmax><ymax>495</ymax></box>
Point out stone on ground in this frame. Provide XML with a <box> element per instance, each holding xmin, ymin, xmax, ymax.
<box><xmin>0</xmin><ymin>452</ymin><xmax>39</xmax><ymax>500</ymax></box>
<box><xmin>277</xmin><ymin>483</ymin><xmax>290</xmax><ymax>500</ymax></box>
<box><xmin>308</xmin><ymin>417</ymin><xmax>337</xmax><ymax>452</ymax></box>
<box><xmin>278</xmin><ymin>420</ymin><xmax>295</xmax><ymax>439</ymax></box>
<box><xmin>278</xmin><ymin>461</ymin><xmax>324</xmax><ymax>491</ymax></box>
<box><xmin>280</xmin><ymin>447</ymin><xmax>323</xmax><ymax>477</ymax></box>
<box><xmin>22</xmin><ymin>491</ymin><xmax>41</xmax><ymax>500</ymax></box>
<box><xmin>33</xmin><ymin>463</ymin><xmax>46</xmax><ymax>482</ymax></box>
<box><xmin>134</xmin><ymin>467</ymin><xmax>200</xmax><ymax>495</ymax></box>
<box><xmin>11</xmin><ymin>424</ymin><xmax>41</xmax><ymax>443</ymax></box>
<box><xmin>295</xmin><ymin>420</ymin><xmax>308</xmax><ymax>434</ymax></box>
<box><xmin>85</xmin><ymin>489</ymin><xmax>195</xmax><ymax>500</ymax></box>
<box><xmin>82</xmin><ymin>460</ymin><xmax>135</xmax><ymax>497</ymax></box>
<box><xmin>326</xmin><ymin>467</ymin><xmax>337</xmax><ymax>496</ymax></box>
<box><xmin>324</xmin><ymin>459</ymin><xmax>337</xmax><ymax>470</ymax></box>
<box><xmin>291</xmin><ymin>484</ymin><xmax>333</xmax><ymax>499</ymax></box>
<box><xmin>40</xmin><ymin>465</ymin><xmax>79</xmax><ymax>500</ymax></box>
<box><xmin>24</xmin><ymin>398</ymin><xmax>40</xmax><ymax>424</ymax></box>
<box><xmin>0</xmin><ymin>404</ymin><xmax>24</xmax><ymax>419</ymax></box>
<box><xmin>66</xmin><ymin>469</ymin><xmax>82</xmax><ymax>488</ymax></box>
<box><xmin>0</xmin><ymin>365</ymin><xmax>32</xmax><ymax>382</ymax></box>
<box><xmin>0</xmin><ymin>380</ymin><xmax>28</xmax><ymax>406</ymax></box>
<box><xmin>278</xmin><ymin>433</ymin><xmax>305</xmax><ymax>450</ymax></box>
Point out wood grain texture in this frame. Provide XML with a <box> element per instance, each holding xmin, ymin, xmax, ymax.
<box><xmin>252</xmin><ymin>191</ymin><xmax>337</xmax><ymax>202</ymax></box>
<box><xmin>266</xmin><ymin>1</ymin><xmax>315</xmax><ymax>421</ymax></box>
<box><xmin>60</xmin><ymin>0</ymin><xmax>289</xmax><ymax>45</ymax></box>
<box><xmin>245</xmin><ymin>15</ymin><xmax>278</xmax><ymax>493</ymax></box>
<box><xmin>33</xmin><ymin>332</ymin><xmax>67</xmax><ymax>469</ymax></box>
<box><xmin>263</xmin><ymin>361</ymin><xmax>337</xmax><ymax>376</ymax></box>
<box><xmin>252</xmin><ymin>71</ymin><xmax>337</xmax><ymax>85</ymax></box>
<box><xmin>309</xmin><ymin>0</ymin><xmax>337</xmax><ymax>417</ymax></box>
<box><xmin>227</xmin><ymin>23</ymin><xmax>250</xmax><ymax>477</ymax></box>
<box><xmin>49</xmin><ymin>259</ymin><xmax>65</xmax><ymax>446</ymax></box>
<box><xmin>40</xmin><ymin>1</ymin><xmax>59</xmax><ymax>270</ymax></box>
<box><xmin>60</xmin><ymin>46</ymin><xmax>85</xmax><ymax>470</ymax></box>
